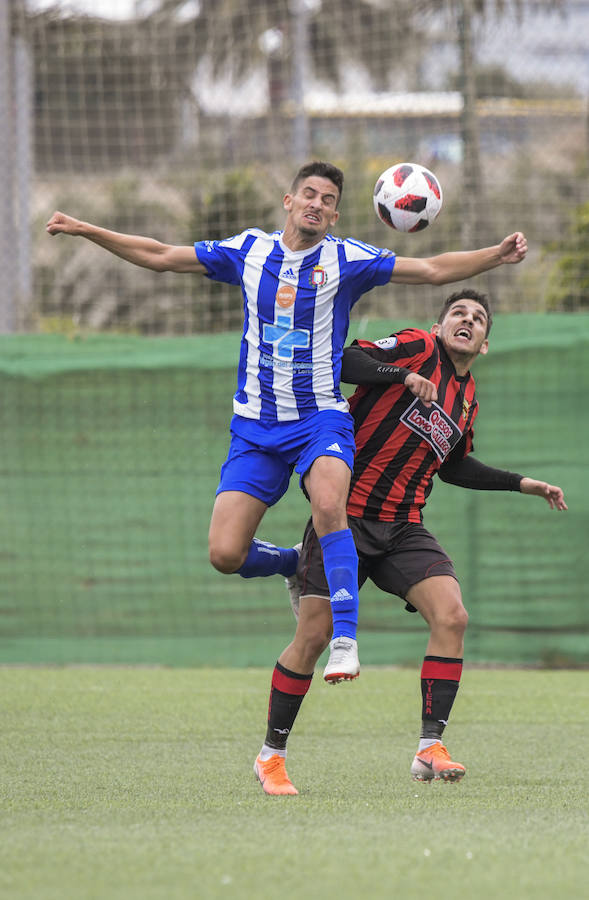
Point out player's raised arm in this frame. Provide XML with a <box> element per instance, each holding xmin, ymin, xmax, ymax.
<box><xmin>390</xmin><ymin>232</ymin><xmax>528</xmax><ymax>285</ymax></box>
<box><xmin>46</xmin><ymin>211</ymin><xmax>207</xmax><ymax>275</ymax></box>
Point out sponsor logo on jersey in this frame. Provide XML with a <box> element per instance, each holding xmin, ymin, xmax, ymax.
<box><xmin>462</xmin><ymin>398</ymin><xmax>471</xmax><ymax>421</ymax></box>
<box><xmin>374</xmin><ymin>336</ymin><xmax>398</xmax><ymax>350</ymax></box>
<box><xmin>259</xmin><ymin>353</ymin><xmax>313</xmax><ymax>372</ymax></box>
<box><xmin>263</xmin><ymin>314</ymin><xmax>311</xmax><ymax>360</ymax></box>
<box><xmin>310</xmin><ymin>265</ymin><xmax>328</xmax><ymax>287</ymax></box>
<box><xmin>400</xmin><ymin>397</ymin><xmax>463</xmax><ymax>461</ymax></box>
<box><xmin>282</xmin><ymin>267</ymin><xmax>297</xmax><ymax>281</ymax></box>
<box><xmin>276</xmin><ymin>284</ymin><xmax>296</xmax><ymax>308</ymax></box>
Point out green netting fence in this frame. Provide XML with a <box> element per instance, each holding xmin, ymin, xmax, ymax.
<box><xmin>1</xmin><ymin>313</ymin><xmax>587</xmax><ymax>668</ymax></box>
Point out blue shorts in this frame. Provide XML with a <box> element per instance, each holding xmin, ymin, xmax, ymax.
<box><xmin>216</xmin><ymin>410</ymin><xmax>356</xmax><ymax>507</ymax></box>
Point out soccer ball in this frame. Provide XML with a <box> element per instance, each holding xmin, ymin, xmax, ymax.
<box><xmin>373</xmin><ymin>162</ymin><xmax>443</xmax><ymax>232</ymax></box>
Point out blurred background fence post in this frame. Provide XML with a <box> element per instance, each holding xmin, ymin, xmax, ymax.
<box><xmin>0</xmin><ymin>0</ymin><xmax>16</xmax><ymax>333</ymax></box>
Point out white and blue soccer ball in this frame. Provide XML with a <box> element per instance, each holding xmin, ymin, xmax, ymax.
<box><xmin>373</xmin><ymin>162</ymin><xmax>443</xmax><ymax>232</ymax></box>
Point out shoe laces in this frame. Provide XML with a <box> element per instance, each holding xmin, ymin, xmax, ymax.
<box><xmin>428</xmin><ymin>743</ymin><xmax>450</xmax><ymax>760</ymax></box>
<box><xmin>329</xmin><ymin>638</ymin><xmax>354</xmax><ymax>662</ymax></box>
<box><xmin>261</xmin><ymin>754</ymin><xmax>286</xmax><ymax>774</ymax></box>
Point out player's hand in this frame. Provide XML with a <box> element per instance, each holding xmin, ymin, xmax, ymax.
<box><xmin>404</xmin><ymin>372</ymin><xmax>438</xmax><ymax>407</ymax></box>
<box><xmin>520</xmin><ymin>478</ymin><xmax>568</xmax><ymax>510</ymax></box>
<box><xmin>46</xmin><ymin>211</ymin><xmax>83</xmax><ymax>236</ymax></box>
<box><xmin>498</xmin><ymin>231</ymin><xmax>528</xmax><ymax>264</ymax></box>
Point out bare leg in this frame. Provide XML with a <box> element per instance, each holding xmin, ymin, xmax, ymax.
<box><xmin>304</xmin><ymin>455</ymin><xmax>350</xmax><ymax>537</ymax></box>
<box><xmin>406</xmin><ymin>575</ymin><xmax>468</xmax><ymax>658</ymax></box>
<box><xmin>279</xmin><ymin>595</ymin><xmax>333</xmax><ymax>674</ymax></box>
<box><xmin>208</xmin><ymin>490</ymin><xmax>268</xmax><ymax>573</ymax></box>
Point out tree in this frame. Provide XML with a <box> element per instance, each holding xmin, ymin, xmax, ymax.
<box><xmin>545</xmin><ymin>199</ymin><xmax>589</xmax><ymax>311</ymax></box>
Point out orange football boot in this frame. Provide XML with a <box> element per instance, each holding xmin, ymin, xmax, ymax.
<box><xmin>254</xmin><ymin>754</ymin><xmax>298</xmax><ymax>795</ymax></box>
<box><xmin>411</xmin><ymin>742</ymin><xmax>466</xmax><ymax>783</ymax></box>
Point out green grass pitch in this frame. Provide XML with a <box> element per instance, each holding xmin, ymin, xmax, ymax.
<box><xmin>1</xmin><ymin>666</ymin><xmax>586</xmax><ymax>899</ymax></box>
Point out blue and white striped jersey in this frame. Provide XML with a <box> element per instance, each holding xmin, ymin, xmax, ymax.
<box><xmin>194</xmin><ymin>229</ymin><xmax>396</xmax><ymax>422</ymax></box>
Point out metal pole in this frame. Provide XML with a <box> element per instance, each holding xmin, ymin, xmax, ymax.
<box><xmin>291</xmin><ymin>0</ymin><xmax>311</xmax><ymax>162</ymax></box>
<box><xmin>15</xmin><ymin>34</ymin><xmax>32</xmax><ymax>329</ymax></box>
<box><xmin>0</xmin><ymin>0</ymin><xmax>16</xmax><ymax>332</ymax></box>
<box><xmin>457</xmin><ymin>0</ymin><xmax>483</xmax><ymax>248</ymax></box>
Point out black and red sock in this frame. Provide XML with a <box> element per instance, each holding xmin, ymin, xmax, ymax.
<box><xmin>265</xmin><ymin>661</ymin><xmax>313</xmax><ymax>751</ymax></box>
<box><xmin>420</xmin><ymin>655</ymin><xmax>463</xmax><ymax>741</ymax></box>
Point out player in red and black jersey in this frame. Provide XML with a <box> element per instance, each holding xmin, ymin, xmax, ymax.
<box><xmin>253</xmin><ymin>289</ymin><xmax>567</xmax><ymax>794</ymax></box>
<box><xmin>347</xmin><ymin>323</ymin><xmax>479</xmax><ymax>523</ymax></box>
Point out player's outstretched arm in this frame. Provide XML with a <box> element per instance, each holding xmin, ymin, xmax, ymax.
<box><xmin>46</xmin><ymin>211</ymin><xmax>206</xmax><ymax>274</ymax></box>
<box><xmin>496</xmin><ymin>232</ymin><xmax>528</xmax><ymax>264</ymax></box>
<box><xmin>390</xmin><ymin>231</ymin><xmax>528</xmax><ymax>285</ymax></box>
<box><xmin>439</xmin><ymin>456</ymin><xmax>567</xmax><ymax>509</ymax></box>
<box><xmin>519</xmin><ymin>478</ymin><xmax>568</xmax><ymax>510</ymax></box>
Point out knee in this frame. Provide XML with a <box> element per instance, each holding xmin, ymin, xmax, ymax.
<box><xmin>294</xmin><ymin>611</ymin><xmax>333</xmax><ymax>663</ymax></box>
<box><xmin>437</xmin><ymin>603</ymin><xmax>469</xmax><ymax>637</ymax></box>
<box><xmin>306</xmin><ymin>625</ymin><xmax>332</xmax><ymax>658</ymax></box>
<box><xmin>208</xmin><ymin>539</ymin><xmax>246</xmax><ymax>575</ymax></box>
<box><xmin>311</xmin><ymin>498</ymin><xmax>347</xmax><ymax>538</ymax></box>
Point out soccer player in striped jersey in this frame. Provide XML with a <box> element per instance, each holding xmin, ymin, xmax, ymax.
<box><xmin>47</xmin><ymin>163</ymin><xmax>528</xmax><ymax>696</ymax></box>
<box><xmin>254</xmin><ymin>289</ymin><xmax>566</xmax><ymax>794</ymax></box>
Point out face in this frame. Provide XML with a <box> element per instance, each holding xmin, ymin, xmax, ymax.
<box><xmin>283</xmin><ymin>176</ymin><xmax>340</xmax><ymax>241</ymax></box>
<box><xmin>431</xmin><ymin>298</ymin><xmax>489</xmax><ymax>368</ymax></box>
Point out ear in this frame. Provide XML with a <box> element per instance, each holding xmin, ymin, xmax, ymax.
<box><xmin>430</xmin><ymin>323</ymin><xmax>440</xmax><ymax>336</ymax></box>
<box><xmin>330</xmin><ymin>209</ymin><xmax>340</xmax><ymax>227</ymax></box>
<box><xmin>283</xmin><ymin>192</ymin><xmax>293</xmax><ymax>212</ymax></box>
<box><xmin>478</xmin><ymin>339</ymin><xmax>489</xmax><ymax>356</ymax></box>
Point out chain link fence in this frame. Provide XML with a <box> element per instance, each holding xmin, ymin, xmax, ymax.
<box><xmin>2</xmin><ymin>0</ymin><xmax>588</xmax><ymax>334</ymax></box>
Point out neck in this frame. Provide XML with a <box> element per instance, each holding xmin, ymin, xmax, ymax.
<box><xmin>439</xmin><ymin>339</ymin><xmax>473</xmax><ymax>377</ymax></box>
<box><xmin>447</xmin><ymin>352</ymin><xmax>472</xmax><ymax>377</ymax></box>
<box><xmin>281</xmin><ymin>223</ymin><xmax>326</xmax><ymax>253</ymax></box>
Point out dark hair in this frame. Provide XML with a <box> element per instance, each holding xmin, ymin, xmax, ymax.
<box><xmin>438</xmin><ymin>289</ymin><xmax>493</xmax><ymax>336</ymax></box>
<box><xmin>291</xmin><ymin>161</ymin><xmax>344</xmax><ymax>207</ymax></box>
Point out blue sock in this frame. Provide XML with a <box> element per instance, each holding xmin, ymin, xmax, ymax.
<box><xmin>319</xmin><ymin>528</ymin><xmax>359</xmax><ymax>640</ymax></box>
<box><xmin>236</xmin><ymin>539</ymin><xmax>299</xmax><ymax>579</ymax></box>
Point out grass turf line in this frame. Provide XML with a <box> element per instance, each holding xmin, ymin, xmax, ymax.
<box><xmin>0</xmin><ymin>667</ymin><xmax>587</xmax><ymax>900</ymax></box>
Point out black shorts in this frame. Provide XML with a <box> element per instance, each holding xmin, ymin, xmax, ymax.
<box><xmin>297</xmin><ymin>516</ymin><xmax>457</xmax><ymax>613</ymax></box>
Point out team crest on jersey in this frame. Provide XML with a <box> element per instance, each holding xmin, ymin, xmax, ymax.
<box><xmin>310</xmin><ymin>265</ymin><xmax>328</xmax><ymax>287</ymax></box>
<box><xmin>462</xmin><ymin>398</ymin><xmax>471</xmax><ymax>421</ymax></box>
<box><xmin>400</xmin><ymin>397</ymin><xmax>463</xmax><ymax>461</ymax></box>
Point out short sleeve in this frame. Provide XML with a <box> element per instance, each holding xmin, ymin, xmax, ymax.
<box><xmin>342</xmin><ymin>238</ymin><xmax>396</xmax><ymax>299</ymax></box>
<box><xmin>194</xmin><ymin>232</ymin><xmax>254</xmax><ymax>285</ymax></box>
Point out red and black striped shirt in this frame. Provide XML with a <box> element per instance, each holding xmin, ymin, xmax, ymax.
<box><xmin>346</xmin><ymin>329</ymin><xmax>478</xmax><ymax>523</ymax></box>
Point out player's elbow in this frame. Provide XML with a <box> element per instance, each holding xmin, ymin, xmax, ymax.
<box><xmin>404</xmin><ymin>259</ymin><xmax>445</xmax><ymax>285</ymax></box>
<box><xmin>152</xmin><ymin>247</ymin><xmax>175</xmax><ymax>272</ymax></box>
<box><xmin>142</xmin><ymin>242</ymin><xmax>182</xmax><ymax>273</ymax></box>
<box><xmin>426</xmin><ymin>263</ymin><xmax>451</xmax><ymax>285</ymax></box>
<box><xmin>157</xmin><ymin>244</ymin><xmax>201</xmax><ymax>274</ymax></box>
